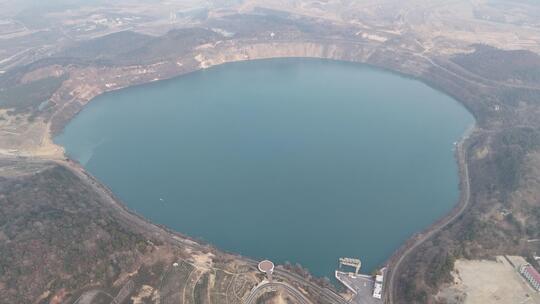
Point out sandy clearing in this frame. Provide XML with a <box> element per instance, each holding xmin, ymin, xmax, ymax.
<box><xmin>437</xmin><ymin>256</ymin><xmax>540</xmax><ymax>304</ymax></box>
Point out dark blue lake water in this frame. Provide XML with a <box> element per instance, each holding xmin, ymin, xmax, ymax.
<box><xmin>56</xmin><ymin>58</ymin><xmax>473</xmax><ymax>278</ymax></box>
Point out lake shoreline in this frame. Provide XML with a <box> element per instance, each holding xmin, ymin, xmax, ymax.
<box><xmin>55</xmin><ymin>58</ymin><xmax>474</xmax><ymax>278</ymax></box>
<box><xmin>1</xmin><ymin>48</ymin><xmax>483</xmax><ymax>301</ymax></box>
<box><xmin>384</xmin><ymin>122</ymin><xmax>476</xmax><ymax>303</ymax></box>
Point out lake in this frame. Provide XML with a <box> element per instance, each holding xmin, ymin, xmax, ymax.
<box><xmin>55</xmin><ymin>58</ymin><xmax>474</xmax><ymax>278</ymax></box>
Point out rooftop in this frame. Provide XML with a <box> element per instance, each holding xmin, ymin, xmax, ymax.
<box><xmin>522</xmin><ymin>264</ymin><xmax>540</xmax><ymax>283</ymax></box>
<box><xmin>258</xmin><ymin>260</ymin><xmax>275</xmax><ymax>273</ymax></box>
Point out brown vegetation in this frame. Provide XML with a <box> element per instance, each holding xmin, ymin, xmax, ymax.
<box><xmin>0</xmin><ymin>159</ymin><xmax>260</xmax><ymax>303</ymax></box>
<box><xmin>393</xmin><ymin>47</ymin><xmax>540</xmax><ymax>304</ymax></box>
<box><xmin>1</xmin><ymin>2</ymin><xmax>540</xmax><ymax>304</ymax></box>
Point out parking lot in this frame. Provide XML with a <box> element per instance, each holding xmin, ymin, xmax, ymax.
<box><xmin>335</xmin><ymin>271</ymin><xmax>383</xmax><ymax>304</ymax></box>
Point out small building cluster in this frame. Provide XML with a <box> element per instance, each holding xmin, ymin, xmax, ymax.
<box><xmin>519</xmin><ymin>264</ymin><xmax>540</xmax><ymax>291</ymax></box>
<box><xmin>335</xmin><ymin>257</ymin><xmax>385</xmax><ymax>303</ymax></box>
<box><xmin>372</xmin><ymin>273</ymin><xmax>384</xmax><ymax>299</ymax></box>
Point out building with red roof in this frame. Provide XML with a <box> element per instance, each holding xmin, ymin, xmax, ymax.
<box><xmin>519</xmin><ymin>264</ymin><xmax>540</xmax><ymax>291</ymax></box>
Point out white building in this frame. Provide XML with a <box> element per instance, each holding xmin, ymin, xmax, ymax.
<box><xmin>519</xmin><ymin>264</ymin><xmax>540</xmax><ymax>291</ymax></box>
<box><xmin>373</xmin><ymin>273</ymin><xmax>384</xmax><ymax>299</ymax></box>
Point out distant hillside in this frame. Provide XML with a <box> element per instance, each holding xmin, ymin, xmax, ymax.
<box><xmin>452</xmin><ymin>44</ymin><xmax>540</xmax><ymax>85</ymax></box>
<box><xmin>206</xmin><ymin>12</ymin><xmax>345</xmax><ymax>38</ymax></box>
<box><xmin>60</xmin><ymin>28</ymin><xmax>222</xmax><ymax>65</ymax></box>
<box><xmin>121</xmin><ymin>28</ymin><xmax>222</xmax><ymax>63</ymax></box>
<box><xmin>59</xmin><ymin>31</ymin><xmax>155</xmax><ymax>61</ymax></box>
<box><xmin>0</xmin><ymin>74</ymin><xmax>67</xmax><ymax>113</ymax></box>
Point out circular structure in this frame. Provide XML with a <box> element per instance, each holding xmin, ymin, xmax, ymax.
<box><xmin>258</xmin><ymin>260</ymin><xmax>275</xmax><ymax>273</ymax></box>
